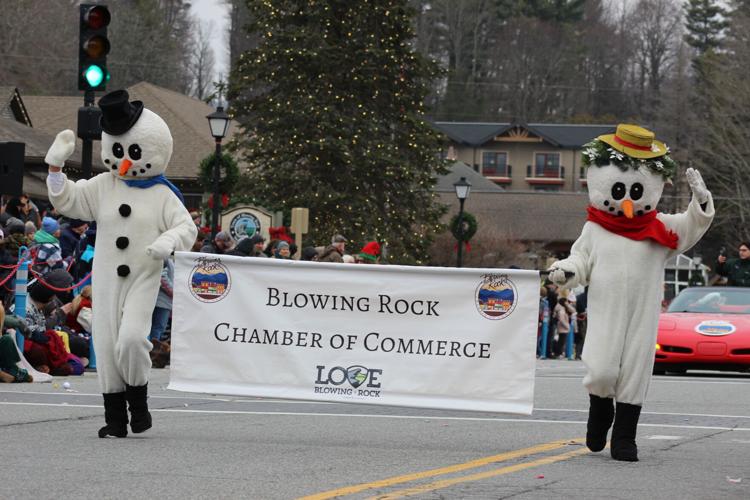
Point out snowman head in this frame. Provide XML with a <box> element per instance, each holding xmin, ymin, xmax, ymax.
<box><xmin>586</xmin><ymin>164</ymin><xmax>665</xmax><ymax>217</ymax></box>
<box><xmin>98</xmin><ymin>90</ymin><xmax>173</xmax><ymax>179</ymax></box>
<box><xmin>582</xmin><ymin>124</ymin><xmax>677</xmax><ymax>218</ymax></box>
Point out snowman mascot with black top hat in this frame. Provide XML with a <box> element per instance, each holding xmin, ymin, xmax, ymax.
<box><xmin>548</xmin><ymin>124</ymin><xmax>714</xmax><ymax>461</ymax></box>
<box><xmin>44</xmin><ymin>90</ymin><xmax>197</xmax><ymax>438</ymax></box>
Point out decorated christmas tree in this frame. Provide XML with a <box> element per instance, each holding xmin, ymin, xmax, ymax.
<box><xmin>229</xmin><ymin>0</ymin><xmax>448</xmax><ymax>264</ymax></box>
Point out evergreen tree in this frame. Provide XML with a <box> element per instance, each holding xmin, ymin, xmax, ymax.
<box><xmin>229</xmin><ymin>0</ymin><xmax>448</xmax><ymax>265</ymax></box>
<box><xmin>684</xmin><ymin>0</ymin><xmax>728</xmax><ymax>56</ymax></box>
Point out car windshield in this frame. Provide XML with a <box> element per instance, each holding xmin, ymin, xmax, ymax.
<box><xmin>667</xmin><ymin>288</ymin><xmax>750</xmax><ymax>314</ymax></box>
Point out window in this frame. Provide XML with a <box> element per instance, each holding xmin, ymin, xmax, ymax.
<box><xmin>534</xmin><ymin>153</ymin><xmax>561</xmax><ymax>178</ymax></box>
<box><xmin>533</xmin><ymin>184</ymin><xmax>560</xmax><ymax>192</ymax></box>
<box><xmin>482</xmin><ymin>152</ymin><xmax>509</xmax><ymax>177</ymax></box>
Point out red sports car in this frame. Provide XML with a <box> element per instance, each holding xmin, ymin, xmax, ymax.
<box><xmin>655</xmin><ymin>287</ymin><xmax>750</xmax><ymax>374</ymax></box>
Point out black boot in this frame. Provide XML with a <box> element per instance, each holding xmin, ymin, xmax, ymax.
<box><xmin>98</xmin><ymin>392</ymin><xmax>128</xmax><ymax>438</ymax></box>
<box><xmin>611</xmin><ymin>402</ymin><xmax>642</xmax><ymax>462</ymax></box>
<box><xmin>125</xmin><ymin>383</ymin><xmax>152</xmax><ymax>433</ymax></box>
<box><xmin>586</xmin><ymin>394</ymin><xmax>614</xmax><ymax>452</ymax></box>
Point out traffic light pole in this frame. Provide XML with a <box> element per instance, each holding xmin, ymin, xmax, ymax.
<box><xmin>81</xmin><ymin>90</ymin><xmax>95</xmax><ymax>179</ymax></box>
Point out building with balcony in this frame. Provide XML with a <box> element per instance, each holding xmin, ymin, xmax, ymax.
<box><xmin>433</xmin><ymin>122</ymin><xmax>615</xmax><ymax>192</ymax></box>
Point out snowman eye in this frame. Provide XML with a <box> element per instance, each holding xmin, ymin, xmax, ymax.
<box><xmin>128</xmin><ymin>144</ymin><xmax>142</xmax><ymax>161</ymax></box>
<box><xmin>611</xmin><ymin>182</ymin><xmax>626</xmax><ymax>200</ymax></box>
<box><xmin>112</xmin><ymin>143</ymin><xmax>124</xmax><ymax>159</ymax></box>
<box><xmin>630</xmin><ymin>183</ymin><xmax>644</xmax><ymax>200</ymax></box>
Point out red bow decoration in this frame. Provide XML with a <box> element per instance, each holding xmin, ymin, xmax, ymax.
<box><xmin>207</xmin><ymin>193</ymin><xmax>230</xmax><ymax>209</ymax></box>
<box><xmin>269</xmin><ymin>226</ymin><xmax>294</xmax><ymax>244</ymax></box>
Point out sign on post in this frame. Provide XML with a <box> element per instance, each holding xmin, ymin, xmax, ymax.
<box><xmin>290</xmin><ymin>207</ymin><xmax>309</xmax><ymax>260</ymax></box>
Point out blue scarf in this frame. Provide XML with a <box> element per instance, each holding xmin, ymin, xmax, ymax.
<box><xmin>123</xmin><ymin>174</ymin><xmax>185</xmax><ymax>204</ymax></box>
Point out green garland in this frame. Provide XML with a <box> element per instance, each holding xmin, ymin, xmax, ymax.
<box><xmin>581</xmin><ymin>139</ymin><xmax>677</xmax><ymax>180</ymax></box>
<box><xmin>450</xmin><ymin>211</ymin><xmax>477</xmax><ymax>242</ymax></box>
<box><xmin>198</xmin><ymin>152</ymin><xmax>241</xmax><ymax>194</ymax></box>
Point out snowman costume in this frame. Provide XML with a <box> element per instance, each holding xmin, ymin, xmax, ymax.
<box><xmin>548</xmin><ymin>124</ymin><xmax>713</xmax><ymax>461</ymax></box>
<box><xmin>44</xmin><ymin>90</ymin><xmax>197</xmax><ymax>438</ymax></box>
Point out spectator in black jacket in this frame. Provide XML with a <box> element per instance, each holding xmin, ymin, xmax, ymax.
<box><xmin>59</xmin><ymin>219</ymin><xmax>89</xmax><ymax>259</ymax></box>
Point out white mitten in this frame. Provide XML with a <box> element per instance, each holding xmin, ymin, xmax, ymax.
<box><xmin>547</xmin><ymin>261</ymin><xmax>576</xmax><ymax>286</ymax></box>
<box><xmin>45</xmin><ymin>129</ymin><xmax>76</xmax><ymax>168</ymax></box>
<box><xmin>686</xmin><ymin>168</ymin><xmax>710</xmax><ymax>205</ymax></box>
<box><xmin>146</xmin><ymin>239</ymin><xmax>173</xmax><ymax>260</ymax></box>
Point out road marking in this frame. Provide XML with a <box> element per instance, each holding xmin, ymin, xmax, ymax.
<box><xmin>645</xmin><ymin>435</ymin><xmax>683</xmax><ymax>440</ymax></box>
<box><xmin>536</xmin><ymin>408</ymin><xmax>750</xmax><ymax>419</ymax></box>
<box><xmin>2</xmin><ymin>392</ymin><xmax>748</xmax><ymax>420</ymax></box>
<box><xmin>1</xmin><ymin>402</ymin><xmax>749</xmax><ymax>431</ymax></box>
<box><xmin>366</xmin><ymin>447</ymin><xmax>591</xmax><ymax>500</ymax></box>
<box><xmin>297</xmin><ymin>439</ymin><xmax>582</xmax><ymax>500</ymax></box>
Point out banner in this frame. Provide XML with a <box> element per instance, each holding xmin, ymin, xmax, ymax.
<box><xmin>169</xmin><ymin>253</ymin><xmax>540</xmax><ymax>414</ymax></box>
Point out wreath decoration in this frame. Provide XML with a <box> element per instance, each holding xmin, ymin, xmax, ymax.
<box><xmin>198</xmin><ymin>152</ymin><xmax>241</xmax><ymax>194</ymax></box>
<box><xmin>581</xmin><ymin>139</ymin><xmax>677</xmax><ymax>181</ymax></box>
<box><xmin>450</xmin><ymin>211</ymin><xmax>477</xmax><ymax>242</ymax></box>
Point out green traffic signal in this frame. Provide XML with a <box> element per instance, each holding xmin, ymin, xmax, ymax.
<box><xmin>84</xmin><ymin>65</ymin><xmax>105</xmax><ymax>88</ymax></box>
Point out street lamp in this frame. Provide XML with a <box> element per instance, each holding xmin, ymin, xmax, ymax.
<box><xmin>453</xmin><ymin>176</ymin><xmax>472</xmax><ymax>268</ymax></box>
<box><xmin>206</xmin><ymin>105</ymin><xmax>230</xmax><ymax>242</ymax></box>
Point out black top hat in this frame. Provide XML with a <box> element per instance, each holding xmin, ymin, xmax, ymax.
<box><xmin>98</xmin><ymin>89</ymin><xmax>144</xmax><ymax>135</ymax></box>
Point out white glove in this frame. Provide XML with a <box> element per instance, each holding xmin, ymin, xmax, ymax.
<box><xmin>547</xmin><ymin>261</ymin><xmax>576</xmax><ymax>286</ymax></box>
<box><xmin>45</xmin><ymin>129</ymin><xmax>76</xmax><ymax>168</ymax></box>
<box><xmin>146</xmin><ymin>240</ymin><xmax>173</xmax><ymax>260</ymax></box>
<box><xmin>686</xmin><ymin>168</ymin><xmax>710</xmax><ymax>205</ymax></box>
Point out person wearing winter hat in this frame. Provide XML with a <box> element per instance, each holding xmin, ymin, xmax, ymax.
<box><xmin>32</xmin><ymin>217</ymin><xmax>63</xmax><ymax>275</ymax></box>
<box><xmin>318</xmin><ymin>234</ymin><xmax>347</xmax><ymax>262</ymax></box>
<box><xmin>226</xmin><ymin>237</ymin><xmax>254</xmax><ymax>257</ymax></box>
<box><xmin>273</xmin><ymin>240</ymin><xmax>292</xmax><ymax>259</ymax></box>
<box><xmin>301</xmin><ymin>246</ymin><xmax>319</xmax><ymax>261</ymax></box>
<box><xmin>356</xmin><ymin>241</ymin><xmax>381</xmax><ymax>264</ymax></box>
<box><xmin>248</xmin><ymin>234</ymin><xmax>267</xmax><ymax>257</ymax></box>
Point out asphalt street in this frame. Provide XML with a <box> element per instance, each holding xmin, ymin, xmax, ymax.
<box><xmin>1</xmin><ymin>360</ymin><xmax>748</xmax><ymax>499</ymax></box>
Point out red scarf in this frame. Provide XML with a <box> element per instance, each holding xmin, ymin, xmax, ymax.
<box><xmin>586</xmin><ymin>206</ymin><xmax>678</xmax><ymax>249</ymax></box>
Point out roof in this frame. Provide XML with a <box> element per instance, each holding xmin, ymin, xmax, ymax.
<box><xmin>434</xmin><ymin>161</ymin><xmax>504</xmax><ymax>193</ymax></box>
<box><xmin>439</xmin><ymin>190</ymin><xmax>589</xmax><ymax>243</ymax></box>
<box><xmin>0</xmin><ymin>87</ymin><xmax>32</xmax><ymax>126</ymax></box>
<box><xmin>433</xmin><ymin>121</ymin><xmax>615</xmax><ymax>149</ymax></box>
<box><xmin>22</xmin><ymin>82</ymin><xmax>241</xmax><ymax>180</ymax></box>
<box><xmin>0</xmin><ymin>116</ymin><xmax>97</xmax><ymax>198</ymax></box>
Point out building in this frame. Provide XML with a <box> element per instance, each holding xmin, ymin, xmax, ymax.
<box><xmin>433</xmin><ymin>122</ymin><xmax>615</xmax><ymax>192</ymax></box>
<box><xmin>432</xmin><ymin>122</ymin><xmax>615</xmax><ymax>257</ymax></box>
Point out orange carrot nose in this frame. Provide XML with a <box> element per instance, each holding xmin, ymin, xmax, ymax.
<box><xmin>621</xmin><ymin>199</ymin><xmax>634</xmax><ymax>219</ymax></box>
<box><xmin>118</xmin><ymin>159</ymin><xmax>133</xmax><ymax>176</ymax></box>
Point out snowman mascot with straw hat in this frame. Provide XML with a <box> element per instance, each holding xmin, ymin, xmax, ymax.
<box><xmin>44</xmin><ymin>90</ymin><xmax>197</xmax><ymax>438</ymax></box>
<box><xmin>548</xmin><ymin>124</ymin><xmax>714</xmax><ymax>461</ymax></box>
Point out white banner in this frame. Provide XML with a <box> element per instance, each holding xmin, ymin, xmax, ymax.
<box><xmin>169</xmin><ymin>253</ymin><xmax>539</xmax><ymax>414</ymax></box>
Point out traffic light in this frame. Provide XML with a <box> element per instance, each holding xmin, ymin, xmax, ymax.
<box><xmin>78</xmin><ymin>4</ymin><xmax>111</xmax><ymax>91</ymax></box>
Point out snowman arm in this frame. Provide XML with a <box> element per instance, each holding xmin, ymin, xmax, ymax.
<box><xmin>659</xmin><ymin>193</ymin><xmax>715</xmax><ymax>258</ymax></box>
<box><xmin>46</xmin><ymin>172</ymin><xmax>105</xmax><ymax>221</ymax></box>
<box><xmin>147</xmin><ymin>193</ymin><xmax>198</xmax><ymax>259</ymax></box>
<box><xmin>548</xmin><ymin>224</ymin><xmax>593</xmax><ymax>288</ymax></box>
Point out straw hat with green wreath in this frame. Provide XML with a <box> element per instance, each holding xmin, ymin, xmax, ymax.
<box><xmin>582</xmin><ymin>124</ymin><xmax>676</xmax><ymax>180</ymax></box>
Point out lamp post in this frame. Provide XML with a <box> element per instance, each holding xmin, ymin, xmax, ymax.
<box><xmin>206</xmin><ymin>105</ymin><xmax>230</xmax><ymax>243</ymax></box>
<box><xmin>453</xmin><ymin>176</ymin><xmax>471</xmax><ymax>268</ymax></box>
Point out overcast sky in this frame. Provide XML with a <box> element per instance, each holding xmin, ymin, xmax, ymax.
<box><xmin>190</xmin><ymin>0</ymin><xmax>231</xmax><ymax>82</ymax></box>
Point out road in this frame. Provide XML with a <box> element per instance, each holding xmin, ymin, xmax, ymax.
<box><xmin>1</xmin><ymin>360</ymin><xmax>748</xmax><ymax>499</ymax></box>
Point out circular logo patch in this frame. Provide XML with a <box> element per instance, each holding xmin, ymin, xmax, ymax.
<box><xmin>694</xmin><ymin>320</ymin><xmax>736</xmax><ymax>336</ymax></box>
<box><xmin>189</xmin><ymin>258</ymin><xmax>231</xmax><ymax>303</ymax></box>
<box><xmin>475</xmin><ymin>274</ymin><xmax>517</xmax><ymax>320</ymax></box>
<box><xmin>229</xmin><ymin>212</ymin><xmax>262</xmax><ymax>241</ymax></box>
